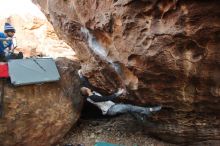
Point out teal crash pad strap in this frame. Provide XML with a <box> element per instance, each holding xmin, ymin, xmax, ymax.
<box><xmin>94</xmin><ymin>142</ymin><xmax>124</xmax><ymax>146</ymax></box>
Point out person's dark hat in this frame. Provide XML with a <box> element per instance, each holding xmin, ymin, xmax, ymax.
<box><xmin>4</xmin><ymin>23</ymin><xmax>15</xmax><ymax>33</ymax></box>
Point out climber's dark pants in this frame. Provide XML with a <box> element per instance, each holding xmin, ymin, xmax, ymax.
<box><xmin>107</xmin><ymin>104</ymin><xmax>150</xmax><ymax>116</ymax></box>
<box><xmin>5</xmin><ymin>52</ymin><xmax>23</xmax><ymax>60</ymax></box>
<box><xmin>0</xmin><ymin>53</ymin><xmax>6</xmax><ymax>62</ymax></box>
<box><xmin>0</xmin><ymin>52</ymin><xmax>23</xmax><ymax>62</ymax></box>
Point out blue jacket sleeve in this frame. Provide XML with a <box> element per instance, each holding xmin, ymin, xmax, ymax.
<box><xmin>0</xmin><ymin>32</ymin><xmax>13</xmax><ymax>48</ymax></box>
<box><xmin>7</xmin><ymin>40</ymin><xmax>13</xmax><ymax>48</ymax></box>
<box><xmin>0</xmin><ymin>32</ymin><xmax>5</xmax><ymax>39</ymax></box>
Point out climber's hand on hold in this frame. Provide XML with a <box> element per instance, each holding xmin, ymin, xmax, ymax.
<box><xmin>122</xmin><ymin>88</ymin><xmax>127</xmax><ymax>96</ymax></box>
<box><xmin>78</xmin><ymin>69</ymin><xmax>83</xmax><ymax>77</ymax></box>
<box><xmin>115</xmin><ymin>88</ymin><xmax>125</xmax><ymax>97</ymax></box>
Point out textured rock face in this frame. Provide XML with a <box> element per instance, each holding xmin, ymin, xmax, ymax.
<box><xmin>0</xmin><ymin>58</ymin><xmax>83</xmax><ymax>146</ymax></box>
<box><xmin>33</xmin><ymin>0</ymin><xmax>220</xmax><ymax>144</ymax></box>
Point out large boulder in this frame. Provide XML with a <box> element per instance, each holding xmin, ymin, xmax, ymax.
<box><xmin>0</xmin><ymin>58</ymin><xmax>83</xmax><ymax>146</ymax></box>
<box><xmin>33</xmin><ymin>0</ymin><xmax>220</xmax><ymax>144</ymax></box>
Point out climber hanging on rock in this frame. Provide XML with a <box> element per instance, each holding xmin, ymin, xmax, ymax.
<box><xmin>78</xmin><ymin>70</ymin><xmax>162</xmax><ymax>117</ymax></box>
<box><xmin>0</xmin><ymin>23</ymin><xmax>23</xmax><ymax>61</ymax></box>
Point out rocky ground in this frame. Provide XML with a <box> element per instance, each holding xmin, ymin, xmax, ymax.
<box><xmin>55</xmin><ymin>103</ymin><xmax>174</xmax><ymax>146</ymax></box>
<box><xmin>56</xmin><ymin>104</ymin><xmax>220</xmax><ymax>146</ymax></box>
<box><xmin>56</xmin><ymin>115</ymin><xmax>174</xmax><ymax>146</ymax></box>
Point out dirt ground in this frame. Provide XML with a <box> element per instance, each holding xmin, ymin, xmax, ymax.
<box><xmin>55</xmin><ymin>103</ymin><xmax>220</xmax><ymax>146</ymax></box>
<box><xmin>55</xmin><ymin>112</ymin><xmax>175</xmax><ymax>146</ymax></box>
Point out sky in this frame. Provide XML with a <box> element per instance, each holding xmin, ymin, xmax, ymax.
<box><xmin>0</xmin><ymin>0</ymin><xmax>46</xmax><ymax>19</ymax></box>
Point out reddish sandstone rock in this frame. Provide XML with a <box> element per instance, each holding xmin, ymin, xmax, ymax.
<box><xmin>33</xmin><ymin>0</ymin><xmax>220</xmax><ymax>144</ymax></box>
<box><xmin>0</xmin><ymin>58</ymin><xmax>83</xmax><ymax>146</ymax></box>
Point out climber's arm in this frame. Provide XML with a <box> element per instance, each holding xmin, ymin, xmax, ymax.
<box><xmin>88</xmin><ymin>93</ymin><xmax>118</xmax><ymax>102</ymax></box>
<box><xmin>88</xmin><ymin>88</ymin><xmax>124</xmax><ymax>102</ymax></box>
<box><xmin>78</xmin><ymin>70</ymin><xmax>92</xmax><ymax>88</ymax></box>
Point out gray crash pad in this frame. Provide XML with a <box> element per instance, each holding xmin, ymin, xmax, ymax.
<box><xmin>8</xmin><ymin>58</ymin><xmax>60</xmax><ymax>86</ymax></box>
